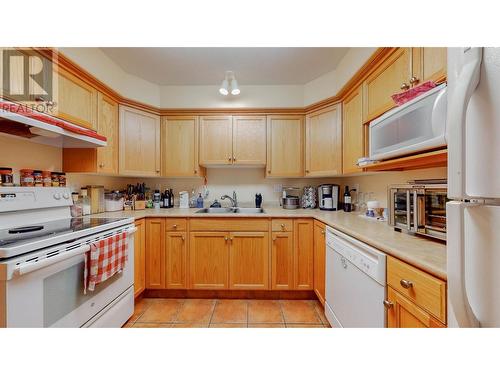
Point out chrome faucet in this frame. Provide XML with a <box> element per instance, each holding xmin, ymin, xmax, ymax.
<box><xmin>221</xmin><ymin>191</ymin><xmax>238</xmax><ymax>208</ymax></box>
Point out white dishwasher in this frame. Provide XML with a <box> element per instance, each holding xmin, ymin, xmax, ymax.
<box><xmin>325</xmin><ymin>226</ymin><xmax>387</xmax><ymax>328</ymax></box>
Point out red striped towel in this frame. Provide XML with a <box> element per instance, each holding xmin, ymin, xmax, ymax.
<box><xmin>84</xmin><ymin>232</ymin><xmax>128</xmax><ymax>294</ymax></box>
<box><xmin>391</xmin><ymin>81</ymin><xmax>437</xmax><ymax>106</ymax></box>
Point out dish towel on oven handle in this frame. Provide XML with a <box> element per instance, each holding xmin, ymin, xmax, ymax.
<box><xmin>84</xmin><ymin>232</ymin><xmax>128</xmax><ymax>294</ymax></box>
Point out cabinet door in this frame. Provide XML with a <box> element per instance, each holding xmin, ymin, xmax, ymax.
<box><xmin>412</xmin><ymin>47</ymin><xmax>447</xmax><ymax>85</ymax></box>
<box><xmin>229</xmin><ymin>232</ymin><xmax>269</xmax><ymax>290</ymax></box>
<box><xmin>199</xmin><ymin>116</ymin><xmax>233</xmax><ymax>165</ymax></box>
<box><xmin>305</xmin><ymin>105</ymin><xmax>342</xmax><ymax>176</ymax></box>
<box><xmin>161</xmin><ymin>116</ymin><xmax>203</xmax><ymax>177</ymax></box>
<box><xmin>232</xmin><ymin>116</ymin><xmax>267</xmax><ymax>165</ymax></box>
<box><xmin>313</xmin><ymin>221</ymin><xmax>326</xmax><ymax>305</ymax></box>
<box><xmin>134</xmin><ymin>219</ymin><xmax>146</xmax><ymax>297</ymax></box>
<box><xmin>387</xmin><ymin>287</ymin><xmax>445</xmax><ymax>328</ymax></box>
<box><xmin>342</xmin><ymin>86</ymin><xmax>365</xmax><ymax>174</ymax></box>
<box><xmin>189</xmin><ymin>232</ymin><xmax>229</xmax><ymax>289</ymax></box>
<box><xmin>165</xmin><ymin>231</ymin><xmax>187</xmax><ymax>289</ymax></box>
<box><xmin>119</xmin><ymin>105</ymin><xmax>161</xmax><ymax>176</ymax></box>
<box><xmin>293</xmin><ymin>219</ymin><xmax>314</xmax><ymax>290</ymax></box>
<box><xmin>96</xmin><ymin>92</ymin><xmax>119</xmax><ymax>174</ymax></box>
<box><xmin>145</xmin><ymin>218</ymin><xmax>165</xmax><ymax>289</ymax></box>
<box><xmin>55</xmin><ymin>68</ymin><xmax>98</xmax><ymax>130</ymax></box>
<box><xmin>266</xmin><ymin>115</ymin><xmax>304</xmax><ymax>177</ymax></box>
<box><xmin>363</xmin><ymin>48</ymin><xmax>411</xmax><ymax>122</ymax></box>
<box><xmin>271</xmin><ymin>232</ymin><xmax>294</xmax><ymax>290</ymax></box>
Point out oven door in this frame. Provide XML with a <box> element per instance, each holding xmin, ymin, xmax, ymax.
<box><xmin>390</xmin><ymin>188</ymin><xmax>416</xmax><ymax>232</ymax></box>
<box><xmin>2</xmin><ymin>225</ymin><xmax>135</xmax><ymax>328</ymax></box>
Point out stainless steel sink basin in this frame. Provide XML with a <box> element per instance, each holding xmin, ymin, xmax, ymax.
<box><xmin>195</xmin><ymin>207</ymin><xmax>266</xmax><ymax>214</ymax></box>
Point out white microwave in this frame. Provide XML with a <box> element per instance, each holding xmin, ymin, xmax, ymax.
<box><xmin>369</xmin><ymin>84</ymin><xmax>447</xmax><ymax>161</ymax></box>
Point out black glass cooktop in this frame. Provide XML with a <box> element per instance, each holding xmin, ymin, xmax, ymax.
<box><xmin>0</xmin><ymin>217</ymin><xmax>126</xmax><ymax>248</ymax></box>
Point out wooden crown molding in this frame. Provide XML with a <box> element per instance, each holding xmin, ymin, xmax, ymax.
<box><xmin>31</xmin><ymin>47</ymin><xmax>394</xmax><ymax>116</ymax></box>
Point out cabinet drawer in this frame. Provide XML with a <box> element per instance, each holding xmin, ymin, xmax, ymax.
<box><xmin>272</xmin><ymin>219</ymin><xmax>293</xmax><ymax>232</ymax></box>
<box><xmin>165</xmin><ymin>218</ymin><xmax>187</xmax><ymax>231</ymax></box>
<box><xmin>387</xmin><ymin>256</ymin><xmax>446</xmax><ymax>323</ymax></box>
<box><xmin>189</xmin><ymin>218</ymin><xmax>269</xmax><ymax>232</ymax></box>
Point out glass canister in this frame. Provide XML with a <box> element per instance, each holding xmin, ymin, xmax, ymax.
<box><xmin>20</xmin><ymin>169</ymin><xmax>35</xmax><ymax>187</ymax></box>
<box><xmin>33</xmin><ymin>170</ymin><xmax>43</xmax><ymax>187</ymax></box>
<box><xmin>51</xmin><ymin>172</ymin><xmax>60</xmax><ymax>187</ymax></box>
<box><xmin>59</xmin><ymin>173</ymin><xmax>67</xmax><ymax>187</ymax></box>
<box><xmin>42</xmin><ymin>171</ymin><xmax>52</xmax><ymax>187</ymax></box>
<box><xmin>0</xmin><ymin>168</ymin><xmax>14</xmax><ymax>186</ymax></box>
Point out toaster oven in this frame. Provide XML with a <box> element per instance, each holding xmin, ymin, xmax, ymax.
<box><xmin>388</xmin><ymin>181</ymin><xmax>447</xmax><ymax>241</ymax></box>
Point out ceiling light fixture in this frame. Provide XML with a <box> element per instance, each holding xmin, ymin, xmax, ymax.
<box><xmin>219</xmin><ymin>71</ymin><xmax>240</xmax><ymax>96</ymax></box>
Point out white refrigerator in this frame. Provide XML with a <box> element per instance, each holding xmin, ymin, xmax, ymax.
<box><xmin>447</xmin><ymin>47</ymin><xmax>500</xmax><ymax>327</ymax></box>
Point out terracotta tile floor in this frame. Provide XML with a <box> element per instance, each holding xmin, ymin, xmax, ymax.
<box><xmin>124</xmin><ymin>298</ymin><xmax>330</xmax><ymax>328</ymax></box>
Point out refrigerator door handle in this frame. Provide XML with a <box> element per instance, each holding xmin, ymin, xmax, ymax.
<box><xmin>447</xmin><ymin>202</ymin><xmax>480</xmax><ymax>327</ymax></box>
<box><xmin>447</xmin><ymin>47</ymin><xmax>482</xmax><ymax>199</ymax></box>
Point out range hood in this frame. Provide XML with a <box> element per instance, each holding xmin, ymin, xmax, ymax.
<box><xmin>0</xmin><ymin>99</ymin><xmax>107</xmax><ymax>148</ymax></box>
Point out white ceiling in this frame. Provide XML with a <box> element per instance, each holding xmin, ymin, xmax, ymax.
<box><xmin>99</xmin><ymin>48</ymin><xmax>349</xmax><ymax>85</ymax></box>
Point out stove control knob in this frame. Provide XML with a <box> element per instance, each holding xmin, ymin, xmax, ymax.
<box><xmin>53</xmin><ymin>193</ymin><xmax>61</xmax><ymax>200</ymax></box>
<box><xmin>63</xmin><ymin>193</ymin><xmax>70</xmax><ymax>200</ymax></box>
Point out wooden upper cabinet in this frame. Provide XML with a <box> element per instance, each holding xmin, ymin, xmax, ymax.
<box><xmin>134</xmin><ymin>218</ymin><xmax>146</xmax><ymax>298</ymax></box>
<box><xmin>305</xmin><ymin>104</ymin><xmax>342</xmax><ymax>177</ymax></box>
<box><xmin>293</xmin><ymin>219</ymin><xmax>314</xmax><ymax>290</ymax></box>
<box><xmin>55</xmin><ymin>68</ymin><xmax>98</xmax><ymax>130</ymax></box>
<box><xmin>232</xmin><ymin>116</ymin><xmax>266</xmax><ymax>165</ymax></box>
<box><xmin>145</xmin><ymin>218</ymin><xmax>165</xmax><ymax>289</ymax></box>
<box><xmin>266</xmin><ymin>115</ymin><xmax>304</xmax><ymax>177</ymax></box>
<box><xmin>161</xmin><ymin>116</ymin><xmax>204</xmax><ymax>177</ymax></box>
<box><xmin>363</xmin><ymin>48</ymin><xmax>411</xmax><ymax>123</ymax></box>
<box><xmin>229</xmin><ymin>232</ymin><xmax>269</xmax><ymax>290</ymax></box>
<box><xmin>412</xmin><ymin>47</ymin><xmax>447</xmax><ymax>85</ymax></box>
<box><xmin>119</xmin><ymin>105</ymin><xmax>161</xmax><ymax>176</ymax></box>
<box><xmin>313</xmin><ymin>220</ymin><xmax>326</xmax><ymax>305</ymax></box>
<box><xmin>189</xmin><ymin>232</ymin><xmax>229</xmax><ymax>289</ymax></box>
<box><xmin>342</xmin><ymin>85</ymin><xmax>365</xmax><ymax>174</ymax></box>
<box><xmin>199</xmin><ymin>116</ymin><xmax>233</xmax><ymax>165</ymax></box>
<box><xmin>165</xmin><ymin>231</ymin><xmax>187</xmax><ymax>289</ymax></box>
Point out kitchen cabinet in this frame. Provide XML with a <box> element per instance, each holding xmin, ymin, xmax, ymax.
<box><xmin>342</xmin><ymin>85</ymin><xmax>365</xmax><ymax>174</ymax></box>
<box><xmin>363</xmin><ymin>48</ymin><xmax>411</xmax><ymax>123</ymax></box>
<box><xmin>199</xmin><ymin>115</ymin><xmax>267</xmax><ymax>166</ymax></box>
<box><xmin>189</xmin><ymin>232</ymin><xmax>229</xmax><ymax>289</ymax></box>
<box><xmin>271</xmin><ymin>231</ymin><xmax>294</xmax><ymax>290</ymax></box>
<box><xmin>229</xmin><ymin>232</ymin><xmax>269</xmax><ymax>290</ymax></box>
<box><xmin>55</xmin><ymin>67</ymin><xmax>98</xmax><ymax>130</ymax></box>
<box><xmin>199</xmin><ymin>116</ymin><xmax>233</xmax><ymax>165</ymax></box>
<box><xmin>119</xmin><ymin>105</ymin><xmax>161</xmax><ymax>176</ymax></box>
<box><xmin>313</xmin><ymin>220</ymin><xmax>326</xmax><ymax>305</ymax></box>
<box><xmin>412</xmin><ymin>47</ymin><xmax>447</xmax><ymax>86</ymax></box>
<box><xmin>387</xmin><ymin>287</ymin><xmax>445</xmax><ymax>328</ymax></box>
<box><xmin>294</xmin><ymin>219</ymin><xmax>314</xmax><ymax>290</ymax></box>
<box><xmin>161</xmin><ymin>116</ymin><xmax>204</xmax><ymax>177</ymax></box>
<box><xmin>266</xmin><ymin>115</ymin><xmax>304</xmax><ymax>177</ymax></box>
<box><xmin>145</xmin><ymin>218</ymin><xmax>165</xmax><ymax>289</ymax></box>
<box><xmin>165</xmin><ymin>231</ymin><xmax>187</xmax><ymax>289</ymax></box>
<box><xmin>133</xmin><ymin>218</ymin><xmax>146</xmax><ymax>298</ymax></box>
<box><xmin>305</xmin><ymin>104</ymin><xmax>342</xmax><ymax>176</ymax></box>
<box><xmin>63</xmin><ymin>91</ymin><xmax>119</xmax><ymax>174</ymax></box>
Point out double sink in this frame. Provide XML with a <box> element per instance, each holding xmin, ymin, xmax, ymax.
<box><xmin>195</xmin><ymin>207</ymin><xmax>265</xmax><ymax>214</ymax></box>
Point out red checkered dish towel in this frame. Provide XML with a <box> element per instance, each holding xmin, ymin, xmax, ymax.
<box><xmin>84</xmin><ymin>232</ymin><xmax>128</xmax><ymax>294</ymax></box>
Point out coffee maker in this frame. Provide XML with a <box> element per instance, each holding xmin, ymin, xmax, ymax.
<box><xmin>318</xmin><ymin>184</ymin><xmax>339</xmax><ymax>211</ymax></box>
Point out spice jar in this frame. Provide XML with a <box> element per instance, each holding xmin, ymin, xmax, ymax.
<box><xmin>0</xmin><ymin>168</ymin><xmax>14</xmax><ymax>186</ymax></box>
<box><xmin>51</xmin><ymin>172</ymin><xmax>60</xmax><ymax>187</ymax></box>
<box><xmin>42</xmin><ymin>171</ymin><xmax>52</xmax><ymax>187</ymax></box>
<box><xmin>33</xmin><ymin>170</ymin><xmax>43</xmax><ymax>187</ymax></box>
<box><xmin>59</xmin><ymin>173</ymin><xmax>67</xmax><ymax>187</ymax></box>
<box><xmin>20</xmin><ymin>169</ymin><xmax>35</xmax><ymax>187</ymax></box>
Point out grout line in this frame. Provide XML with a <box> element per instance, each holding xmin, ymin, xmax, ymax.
<box><xmin>310</xmin><ymin>299</ymin><xmax>324</xmax><ymax>326</ymax></box>
<box><xmin>278</xmin><ymin>299</ymin><xmax>288</xmax><ymax>327</ymax></box>
<box><xmin>208</xmin><ymin>299</ymin><xmax>218</xmax><ymax>327</ymax></box>
<box><xmin>170</xmin><ymin>298</ymin><xmax>186</xmax><ymax>324</ymax></box>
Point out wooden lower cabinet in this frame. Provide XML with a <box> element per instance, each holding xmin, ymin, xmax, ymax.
<box><xmin>189</xmin><ymin>232</ymin><xmax>229</xmax><ymax>289</ymax></box>
<box><xmin>387</xmin><ymin>287</ymin><xmax>445</xmax><ymax>328</ymax></box>
<box><xmin>313</xmin><ymin>220</ymin><xmax>326</xmax><ymax>305</ymax></box>
<box><xmin>165</xmin><ymin>231</ymin><xmax>187</xmax><ymax>289</ymax></box>
<box><xmin>229</xmin><ymin>232</ymin><xmax>269</xmax><ymax>290</ymax></box>
<box><xmin>145</xmin><ymin>218</ymin><xmax>165</xmax><ymax>289</ymax></box>
<box><xmin>271</xmin><ymin>231</ymin><xmax>294</xmax><ymax>290</ymax></box>
<box><xmin>133</xmin><ymin>219</ymin><xmax>146</xmax><ymax>297</ymax></box>
<box><xmin>293</xmin><ymin>219</ymin><xmax>314</xmax><ymax>290</ymax></box>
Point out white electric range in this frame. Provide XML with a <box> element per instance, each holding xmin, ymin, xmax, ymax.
<box><xmin>0</xmin><ymin>186</ymin><xmax>135</xmax><ymax>328</ymax></box>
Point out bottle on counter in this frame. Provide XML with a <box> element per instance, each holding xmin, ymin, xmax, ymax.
<box><xmin>196</xmin><ymin>193</ymin><xmax>204</xmax><ymax>208</ymax></box>
<box><xmin>189</xmin><ymin>189</ymin><xmax>197</xmax><ymax>208</ymax></box>
<box><xmin>343</xmin><ymin>185</ymin><xmax>352</xmax><ymax>212</ymax></box>
<box><xmin>163</xmin><ymin>189</ymin><xmax>170</xmax><ymax>208</ymax></box>
<box><xmin>169</xmin><ymin>188</ymin><xmax>174</xmax><ymax>208</ymax></box>
<box><xmin>255</xmin><ymin>193</ymin><xmax>263</xmax><ymax>208</ymax></box>
<box><xmin>153</xmin><ymin>189</ymin><xmax>161</xmax><ymax>209</ymax></box>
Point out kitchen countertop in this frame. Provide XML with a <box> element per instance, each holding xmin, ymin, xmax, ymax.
<box><xmin>92</xmin><ymin>207</ymin><xmax>447</xmax><ymax>280</ymax></box>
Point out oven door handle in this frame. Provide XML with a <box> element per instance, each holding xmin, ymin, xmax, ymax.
<box><xmin>15</xmin><ymin>244</ymin><xmax>91</xmax><ymax>276</ymax></box>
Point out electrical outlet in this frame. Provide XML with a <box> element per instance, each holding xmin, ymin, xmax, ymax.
<box><xmin>273</xmin><ymin>184</ymin><xmax>283</xmax><ymax>193</ymax></box>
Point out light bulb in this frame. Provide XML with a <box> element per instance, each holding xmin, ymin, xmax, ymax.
<box><xmin>231</xmin><ymin>79</ymin><xmax>240</xmax><ymax>95</ymax></box>
<box><xmin>219</xmin><ymin>79</ymin><xmax>229</xmax><ymax>96</ymax></box>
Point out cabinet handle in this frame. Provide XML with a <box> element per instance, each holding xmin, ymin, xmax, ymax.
<box><xmin>233</xmin><ymin>157</ymin><xmax>236</xmax><ymax>162</ymax></box>
<box><xmin>272</xmin><ymin>237</ymin><xmax>276</xmax><ymax>242</ymax></box>
<box><xmin>224</xmin><ymin>237</ymin><xmax>228</xmax><ymax>241</ymax></box>
<box><xmin>409</xmin><ymin>76</ymin><xmax>419</xmax><ymax>84</ymax></box>
<box><xmin>99</xmin><ymin>163</ymin><xmax>105</xmax><ymax>168</ymax></box>
<box><xmin>268</xmin><ymin>170</ymin><xmax>271</xmax><ymax>174</ymax></box>
<box><xmin>306</xmin><ymin>170</ymin><xmax>310</xmax><ymax>173</ymax></box>
<box><xmin>321</xmin><ymin>230</ymin><xmax>325</xmax><ymax>234</ymax></box>
<box><xmin>181</xmin><ymin>235</ymin><xmax>185</xmax><ymax>241</ymax></box>
<box><xmin>280</xmin><ymin>223</ymin><xmax>285</xmax><ymax>231</ymax></box>
<box><xmin>229</xmin><ymin>237</ymin><xmax>234</xmax><ymax>241</ymax></box>
<box><xmin>383</xmin><ymin>300</ymin><xmax>394</xmax><ymax>309</ymax></box>
<box><xmin>400</xmin><ymin>82</ymin><xmax>410</xmax><ymax>90</ymax></box>
<box><xmin>228</xmin><ymin>157</ymin><xmax>232</xmax><ymax>162</ymax></box>
<box><xmin>156</xmin><ymin>170</ymin><xmax>160</xmax><ymax>173</ymax></box>
<box><xmin>400</xmin><ymin>279</ymin><xmax>414</xmax><ymax>289</ymax></box>
<box><xmin>172</xmin><ymin>224</ymin><xmax>177</xmax><ymax>229</ymax></box>
<box><xmin>194</xmin><ymin>169</ymin><xmax>198</xmax><ymax>174</ymax></box>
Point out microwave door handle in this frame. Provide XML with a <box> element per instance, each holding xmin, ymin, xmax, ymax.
<box><xmin>406</xmin><ymin>190</ymin><xmax>411</xmax><ymax>230</ymax></box>
<box><xmin>15</xmin><ymin>244</ymin><xmax>91</xmax><ymax>277</ymax></box>
<box><xmin>413</xmin><ymin>190</ymin><xmax>419</xmax><ymax>232</ymax></box>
